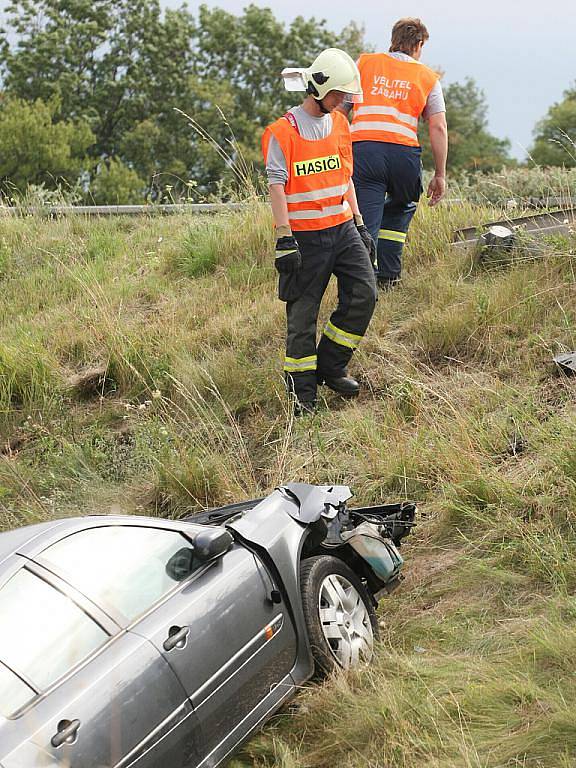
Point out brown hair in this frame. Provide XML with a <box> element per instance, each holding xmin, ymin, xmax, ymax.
<box><xmin>389</xmin><ymin>18</ymin><xmax>429</xmax><ymax>55</ymax></box>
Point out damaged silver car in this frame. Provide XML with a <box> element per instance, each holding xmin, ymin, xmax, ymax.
<box><xmin>0</xmin><ymin>483</ymin><xmax>415</xmax><ymax>768</ymax></box>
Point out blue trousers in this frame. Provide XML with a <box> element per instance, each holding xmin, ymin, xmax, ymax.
<box><xmin>353</xmin><ymin>141</ymin><xmax>423</xmax><ymax>280</ymax></box>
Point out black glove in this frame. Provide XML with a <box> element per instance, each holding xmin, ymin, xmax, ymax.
<box><xmin>357</xmin><ymin>224</ymin><xmax>377</xmax><ymax>265</ymax></box>
<box><xmin>275</xmin><ymin>236</ymin><xmax>301</xmax><ymax>274</ymax></box>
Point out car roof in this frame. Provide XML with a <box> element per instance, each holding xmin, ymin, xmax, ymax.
<box><xmin>0</xmin><ymin>520</ymin><xmax>70</xmax><ymax>567</ymax></box>
<box><xmin>0</xmin><ymin>514</ymin><xmax>210</xmax><ymax>573</ymax></box>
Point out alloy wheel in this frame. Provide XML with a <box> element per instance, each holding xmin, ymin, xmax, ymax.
<box><xmin>318</xmin><ymin>573</ymin><xmax>374</xmax><ymax>668</ymax></box>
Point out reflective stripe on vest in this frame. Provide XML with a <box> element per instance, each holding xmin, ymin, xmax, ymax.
<box><xmin>285</xmin><ymin>182</ymin><xmax>350</xmax><ymax>204</ymax></box>
<box><xmin>351</xmin><ymin>121</ymin><xmax>418</xmax><ymax>142</ymax></box>
<box><xmin>354</xmin><ymin>105</ymin><xmax>418</xmax><ymax>128</ymax></box>
<box><xmin>351</xmin><ymin>53</ymin><xmax>439</xmax><ymax>147</ymax></box>
<box><xmin>290</xmin><ymin>201</ymin><xmax>350</xmax><ymax>221</ymax></box>
<box><xmin>261</xmin><ymin>111</ymin><xmax>353</xmax><ymax>231</ymax></box>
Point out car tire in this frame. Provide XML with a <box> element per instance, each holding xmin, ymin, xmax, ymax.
<box><xmin>300</xmin><ymin>555</ymin><xmax>377</xmax><ymax>675</ymax></box>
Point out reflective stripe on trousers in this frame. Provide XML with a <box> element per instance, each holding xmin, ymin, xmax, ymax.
<box><xmin>322</xmin><ymin>320</ymin><xmax>363</xmax><ymax>350</ymax></box>
<box><xmin>378</xmin><ymin>229</ymin><xmax>407</xmax><ymax>244</ymax></box>
<box><xmin>283</xmin><ymin>354</ymin><xmax>317</xmax><ymax>373</ymax></box>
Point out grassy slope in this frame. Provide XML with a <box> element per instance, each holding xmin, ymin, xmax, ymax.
<box><xmin>0</xmin><ymin>202</ymin><xmax>575</xmax><ymax>767</ymax></box>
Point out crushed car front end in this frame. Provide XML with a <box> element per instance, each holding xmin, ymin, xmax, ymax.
<box><xmin>190</xmin><ymin>484</ymin><xmax>416</xmax><ymax>683</ymax></box>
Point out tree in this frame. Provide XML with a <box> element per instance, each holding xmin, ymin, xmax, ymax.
<box><xmin>0</xmin><ymin>96</ymin><xmax>93</xmax><ymax>192</ymax></box>
<box><xmin>531</xmin><ymin>85</ymin><xmax>576</xmax><ymax>167</ymax></box>
<box><xmin>184</xmin><ymin>5</ymin><xmax>369</xmax><ymax>192</ymax></box>
<box><xmin>89</xmin><ymin>158</ymin><xmax>145</xmax><ymax>204</ymax></box>
<box><xmin>0</xmin><ymin>0</ymin><xmax>196</xmax><ymax>159</ymax></box>
<box><xmin>0</xmin><ymin>1</ymin><xmax>371</xmax><ymax>197</ymax></box>
<box><xmin>420</xmin><ymin>78</ymin><xmax>511</xmax><ymax>172</ymax></box>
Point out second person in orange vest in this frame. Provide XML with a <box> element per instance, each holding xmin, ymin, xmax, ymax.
<box><xmin>262</xmin><ymin>49</ymin><xmax>377</xmax><ymax>415</ymax></box>
<box><xmin>349</xmin><ymin>18</ymin><xmax>448</xmax><ymax>288</ymax></box>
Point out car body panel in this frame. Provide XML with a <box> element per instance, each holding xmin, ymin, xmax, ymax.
<box><xmin>279</xmin><ymin>483</ymin><xmax>353</xmax><ymax>523</ymax></box>
<box><xmin>196</xmin><ymin>672</ymin><xmax>294</xmax><ymax>768</ymax></box>
<box><xmin>131</xmin><ymin>543</ymin><xmax>298</xmax><ymax>762</ymax></box>
<box><xmin>2</xmin><ymin>629</ymin><xmax>200</xmax><ymax>768</ymax></box>
<box><xmin>227</xmin><ymin>489</ymin><xmax>317</xmax><ymax>685</ymax></box>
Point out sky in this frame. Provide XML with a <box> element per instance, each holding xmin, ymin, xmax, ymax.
<box><xmin>167</xmin><ymin>0</ymin><xmax>576</xmax><ymax>161</ymax></box>
<box><xmin>1</xmin><ymin>0</ymin><xmax>573</xmax><ymax>160</ymax></box>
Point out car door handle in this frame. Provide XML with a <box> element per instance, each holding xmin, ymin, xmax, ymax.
<box><xmin>51</xmin><ymin>719</ymin><xmax>81</xmax><ymax>748</ymax></box>
<box><xmin>163</xmin><ymin>625</ymin><xmax>190</xmax><ymax>652</ymax></box>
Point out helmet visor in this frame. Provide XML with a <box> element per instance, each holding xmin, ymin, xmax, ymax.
<box><xmin>281</xmin><ymin>67</ymin><xmax>308</xmax><ymax>91</ymax></box>
<box><xmin>341</xmin><ymin>92</ymin><xmax>363</xmax><ymax>104</ymax></box>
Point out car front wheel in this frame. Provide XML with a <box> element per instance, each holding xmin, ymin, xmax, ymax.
<box><xmin>300</xmin><ymin>555</ymin><xmax>377</xmax><ymax>674</ymax></box>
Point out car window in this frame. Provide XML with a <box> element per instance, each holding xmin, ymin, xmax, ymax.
<box><xmin>0</xmin><ymin>661</ymin><xmax>35</xmax><ymax>717</ymax></box>
<box><xmin>40</xmin><ymin>526</ymin><xmax>197</xmax><ymax>622</ymax></box>
<box><xmin>0</xmin><ymin>569</ymin><xmax>107</xmax><ymax>691</ymax></box>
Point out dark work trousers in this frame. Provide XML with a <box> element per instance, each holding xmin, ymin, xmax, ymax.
<box><xmin>353</xmin><ymin>141</ymin><xmax>423</xmax><ymax>281</ymax></box>
<box><xmin>279</xmin><ymin>219</ymin><xmax>377</xmax><ymax>404</ymax></box>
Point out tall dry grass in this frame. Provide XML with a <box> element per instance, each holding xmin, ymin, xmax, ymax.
<box><xmin>0</xmin><ymin>191</ymin><xmax>575</xmax><ymax>767</ymax></box>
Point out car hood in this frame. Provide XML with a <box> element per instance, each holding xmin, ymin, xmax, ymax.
<box><xmin>277</xmin><ymin>483</ymin><xmax>353</xmax><ymax>523</ymax></box>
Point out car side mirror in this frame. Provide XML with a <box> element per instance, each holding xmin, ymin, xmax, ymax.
<box><xmin>165</xmin><ymin>547</ymin><xmax>196</xmax><ymax>582</ymax></box>
<box><xmin>193</xmin><ymin>528</ymin><xmax>233</xmax><ymax>562</ymax></box>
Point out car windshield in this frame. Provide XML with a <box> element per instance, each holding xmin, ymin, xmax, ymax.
<box><xmin>40</xmin><ymin>526</ymin><xmax>197</xmax><ymax>622</ymax></box>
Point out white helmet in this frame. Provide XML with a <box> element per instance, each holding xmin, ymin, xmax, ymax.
<box><xmin>281</xmin><ymin>48</ymin><xmax>363</xmax><ymax>104</ymax></box>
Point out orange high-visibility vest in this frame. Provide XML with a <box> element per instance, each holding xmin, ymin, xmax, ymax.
<box><xmin>262</xmin><ymin>110</ymin><xmax>353</xmax><ymax>231</ymax></box>
<box><xmin>351</xmin><ymin>53</ymin><xmax>439</xmax><ymax>147</ymax></box>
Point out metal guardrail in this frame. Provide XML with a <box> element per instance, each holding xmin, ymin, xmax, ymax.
<box><xmin>1</xmin><ymin>197</ymin><xmax>573</xmax><ymax>218</ymax></box>
<box><xmin>453</xmin><ymin>207</ymin><xmax>576</xmax><ymax>246</ymax></box>
<box><xmin>525</xmin><ymin>197</ymin><xmax>575</xmax><ymax>209</ymax></box>
<box><xmin>0</xmin><ymin>203</ymin><xmax>248</xmax><ymax>217</ymax></box>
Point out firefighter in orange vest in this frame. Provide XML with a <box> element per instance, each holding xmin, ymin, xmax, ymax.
<box><xmin>262</xmin><ymin>48</ymin><xmax>377</xmax><ymax>415</ymax></box>
<box><xmin>350</xmin><ymin>18</ymin><xmax>448</xmax><ymax>288</ymax></box>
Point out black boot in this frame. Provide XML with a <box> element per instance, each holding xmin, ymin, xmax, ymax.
<box><xmin>317</xmin><ymin>373</ymin><xmax>360</xmax><ymax>397</ymax></box>
<box><xmin>377</xmin><ymin>275</ymin><xmax>401</xmax><ymax>291</ymax></box>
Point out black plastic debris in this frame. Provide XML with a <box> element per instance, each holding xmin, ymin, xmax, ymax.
<box><xmin>553</xmin><ymin>352</ymin><xmax>576</xmax><ymax>374</ymax></box>
<box><xmin>481</xmin><ymin>225</ymin><xmax>516</xmax><ymax>250</ymax></box>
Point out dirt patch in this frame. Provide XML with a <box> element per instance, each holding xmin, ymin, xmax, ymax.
<box><xmin>66</xmin><ymin>365</ymin><xmax>116</xmax><ymax>399</ymax></box>
<box><xmin>401</xmin><ymin>545</ymin><xmax>462</xmax><ymax>591</ymax></box>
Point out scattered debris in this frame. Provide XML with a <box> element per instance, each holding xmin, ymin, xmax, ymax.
<box><xmin>507</xmin><ymin>430</ymin><xmax>528</xmax><ymax>457</ymax></box>
<box><xmin>453</xmin><ymin>207</ymin><xmax>576</xmax><ymax>250</ymax></box>
<box><xmin>553</xmin><ymin>352</ymin><xmax>576</xmax><ymax>375</ymax></box>
<box><xmin>479</xmin><ymin>224</ymin><xmax>516</xmax><ymax>255</ymax></box>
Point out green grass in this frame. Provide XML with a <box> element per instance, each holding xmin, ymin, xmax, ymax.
<box><xmin>1</xmin><ymin>196</ymin><xmax>576</xmax><ymax>767</ymax></box>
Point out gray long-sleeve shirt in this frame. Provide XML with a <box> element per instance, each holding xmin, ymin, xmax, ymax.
<box><xmin>265</xmin><ymin>51</ymin><xmax>445</xmax><ymax>186</ymax></box>
<box><xmin>265</xmin><ymin>106</ymin><xmax>334</xmax><ymax>186</ymax></box>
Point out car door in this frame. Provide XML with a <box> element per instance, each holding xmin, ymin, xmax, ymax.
<box><xmin>0</xmin><ymin>561</ymin><xmax>200</xmax><ymax>768</ymax></box>
<box><xmin>131</xmin><ymin>540</ymin><xmax>298</xmax><ymax>764</ymax></box>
